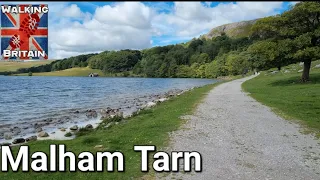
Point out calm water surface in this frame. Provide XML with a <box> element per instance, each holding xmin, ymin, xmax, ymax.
<box><xmin>0</xmin><ymin>76</ymin><xmax>217</xmax><ymax>128</ymax></box>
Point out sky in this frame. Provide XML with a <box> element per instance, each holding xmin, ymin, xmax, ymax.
<box><xmin>1</xmin><ymin>1</ymin><xmax>299</xmax><ymax>59</ymax></box>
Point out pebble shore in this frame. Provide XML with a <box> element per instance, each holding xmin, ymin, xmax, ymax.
<box><xmin>0</xmin><ymin>87</ymin><xmax>195</xmax><ymax>146</ymax></box>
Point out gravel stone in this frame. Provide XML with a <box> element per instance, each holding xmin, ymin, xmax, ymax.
<box><xmin>159</xmin><ymin>75</ymin><xmax>320</xmax><ymax>180</ymax></box>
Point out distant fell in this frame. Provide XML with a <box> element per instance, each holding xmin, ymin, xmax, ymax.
<box><xmin>202</xmin><ymin>19</ymin><xmax>258</xmax><ymax>39</ymax></box>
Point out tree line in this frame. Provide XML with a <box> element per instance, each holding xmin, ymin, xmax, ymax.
<box><xmin>19</xmin><ymin>2</ymin><xmax>320</xmax><ymax>81</ymax></box>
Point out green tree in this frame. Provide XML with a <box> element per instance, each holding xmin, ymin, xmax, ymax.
<box><xmin>196</xmin><ymin>64</ymin><xmax>207</xmax><ymax>78</ymax></box>
<box><xmin>176</xmin><ymin>65</ymin><xmax>194</xmax><ymax>78</ymax></box>
<box><xmin>247</xmin><ymin>39</ymin><xmax>295</xmax><ymax>71</ymax></box>
<box><xmin>251</xmin><ymin>2</ymin><xmax>320</xmax><ymax>81</ymax></box>
<box><xmin>225</xmin><ymin>52</ymin><xmax>250</xmax><ymax>76</ymax></box>
<box><xmin>205</xmin><ymin>61</ymin><xmax>219</xmax><ymax>78</ymax></box>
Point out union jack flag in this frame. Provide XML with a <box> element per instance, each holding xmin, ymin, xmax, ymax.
<box><xmin>0</xmin><ymin>4</ymin><xmax>48</xmax><ymax>60</ymax></box>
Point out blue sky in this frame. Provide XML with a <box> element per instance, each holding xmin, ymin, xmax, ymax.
<box><xmin>1</xmin><ymin>1</ymin><xmax>298</xmax><ymax>59</ymax></box>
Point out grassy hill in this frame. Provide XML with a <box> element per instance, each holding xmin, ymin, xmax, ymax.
<box><xmin>15</xmin><ymin>67</ymin><xmax>104</xmax><ymax>77</ymax></box>
<box><xmin>0</xmin><ymin>60</ymin><xmax>53</xmax><ymax>72</ymax></box>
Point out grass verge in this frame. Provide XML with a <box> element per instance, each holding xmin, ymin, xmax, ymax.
<box><xmin>0</xmin><ymin>82</ymin><xmax>221</xmax><ymax>180</ymax></box>
<box><xmin>242</xmin><ymin>61</ymin><xmax>320</xmax><ymax>137</ymax></box>
<box><xmin>15</xmin><ymin>67</ymin><xmax>104</xmax><ymax>77</ymax></box>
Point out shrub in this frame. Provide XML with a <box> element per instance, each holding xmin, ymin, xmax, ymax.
<box><xmin>64</xmin><ymin>132</ymin><xmax>72</xmax><ymax>137</ymax></box>
<box><xmin>75</xmin><ymin>127</ymin><xmax>93</xmax><ymax>137</ymax></box>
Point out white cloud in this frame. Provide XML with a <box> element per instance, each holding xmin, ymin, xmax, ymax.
<box><xmin>60</xmin><ymin>4</ymin><xmax>86</xmax><ymax>18</ymax></box>
<box><xmin>2</xmin><ymin>2</ymin><xmax>291</xmax><ymax>59</ymax></box>
<box><xmin>94</xmin><ymin>2</ymin><xmax>153</xmax><ymax>29</ymax></box>
<box><xmin>152</xmin><ymin>2</ymin><xmax>284</xmax><ymax>37</ymax></box>
<box><xmin>174</xmin><ymin>2</ymin><xmax>212</xmax><ymax>21</ymax></box>
<box><xmin>43</xmin><ymin>2</ymin><xmax>288</xmax><ymax>59</ymax></box>
<box><xmin>49</xmin><ymin>2</ymin><xmax>153</xmax><ymax>59</ymax></box>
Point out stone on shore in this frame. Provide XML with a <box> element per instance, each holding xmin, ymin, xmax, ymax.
<box><xmin>94</xmin><ymin>145</ymin><xmax>104</xmax><ymax>150</ymax></box>
<box><xmin>12</xmin><ymin>138</ymin><xmax>25</xmax><ymax>144</ymax></box>
<box><xmin>70</xmin><ymin>125</ymin><xmax>78</xmax><ymax>131</ymax></box>
<box><xmin>35</xmin><ymin>127</ymin><xmax>43</xmax><ymax>133</ymax></box>
<box><xmin>86</xmin><ymin>109</ymin><xmax>98</xmax><ymax>118</ymax></box>
<box><xmin>38</xmin><ymin>131</ymin><xmax>49</xmax><ymax>137</ymax></box>
<box><xmin>11</xmin><ymin>127</ymin><xmax>21</xmax><ymax>135</ymax></box>
<box><xmin>60</xmin><ymin>128</ymin><xmax>66</xmax><ymax>132</ymax></box>
<box><xmin>157</xmin><ymin>98</ymin><xmax>168</xmax><ymax>103</ymax></box>
<box><xmin>85</xmin><ymin>124</ymin><xmax>93</xmax><ymax>129</ymax></box>
<box><xmin>26</xmin><ymin>136</ymin><xmax>37</xmax><ymax>142</ymax></box>
<box><xmin>4</xmin><ymin>133</ymin><xmax>12</xmax><ymax>140</ymax></box>
<box><xmin>142</xmin><ymin>102</ymin><xmax>156</xmax><ymax>109</ymax></box>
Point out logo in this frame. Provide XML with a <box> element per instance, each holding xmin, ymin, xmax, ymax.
<box><xmin>0</xmin><ymin>4</ymin><xmax>48</xmax><ymax>60</ymax></box>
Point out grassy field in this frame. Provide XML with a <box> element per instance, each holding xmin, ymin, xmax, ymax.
<box><xmin>0</xmin><ymin>60</ymin><xmax>53</xmax><ymax>72</ymax></box>
<box><xmin>16</xmin><ymin>67</ymin><xmax>105</xmax><ymax>77</ymax></box>
<box><xmin>242</xmin><ymin>60</ymin><xmax>320</xmax><ymax>137</ymax></box>
<box><xmin>0</xmin><ymin>82</ymin><xmax>220</xmax><ymax>179</ymax></box>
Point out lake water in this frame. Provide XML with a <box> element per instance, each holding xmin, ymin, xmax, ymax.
<box><xmin>0</xmin><ymin>76</ymin><xmax>218</xmax><ymax>141</ymax></box>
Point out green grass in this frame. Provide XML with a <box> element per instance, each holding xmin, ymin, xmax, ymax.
<box><xmin>0</xmin><ymin>60</ymin><xmax>53</xmax><ymax>72</ymax></box>
<box><xmin>0</xmin><ymin>82</ymin><xmax>221</xmax><ymax>180</ymax></box>
<box><xmin>14</xmin><ymin>67</ymin><xmax>142</xmax><ymax>77</ymax></box>
<box><xmin>15</xmin><ymin>67</ymin><xmax>104</xmax><ymax>77</ymax></box>
<box><xmin>242</xmin><ymin>60</ymin><xmax>320</xmax><ymax>137</ymax></box>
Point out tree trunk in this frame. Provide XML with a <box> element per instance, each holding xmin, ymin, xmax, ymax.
<box><xmin>301</xmin><ymin>60</ymin><xmax>311</xmax><ymax>82</ymax></box>
<box><xmin>277</xmin><ymin>66</ymin><xmax>281</xmax><ymax>71</ymax></box>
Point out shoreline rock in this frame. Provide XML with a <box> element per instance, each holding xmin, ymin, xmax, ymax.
<box><xmin>38</xmin><ymin>131</ymin><xmax>49</xmax><ymax>138</ymax></box>
<box><xmin>70</xmin><ymin>125</ymin><xmax>78</xmax><ymax>131</ymax></box>
<box><xmin>12</xmin><ymin>138</ymin><xmax>25</xmax><ymax>144</ymax></box>
<box><xmin>86</xmin><ymin>109</ymin><xmax>98</xmax><ymax>118</ymax></box>
<box><xmin>85</xmin><ymin>124</ymin><xmax>93</xmax><ymax>129</ymax></box>
<box><xmin>4</xmin><ymin>133</ymin><xmax>12</xmax><ymax>140</ymax></box>
<box><xmin>26</xmin><ymin>136</ymin><xmax>37</xmax><ymax>142</ymax></box>
<box><xmin>0</xmin><ymin>87</ymin><xmax>189</xmax><ymax>142</ymax></box>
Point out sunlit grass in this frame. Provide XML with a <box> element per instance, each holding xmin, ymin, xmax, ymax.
<box><xmin>243</xmin><ymin>60</ymin><xmax>320</xmax><ymax>137</ymax></box>
<box><xmin>15</xmin><ymin>67</ymin><xmax>104</xmax><ymax>77</ymax></box>
<box><xmin>0</xmin><ymin>60</ymin><xmax>53</xmax><ymax>72</ymax></box>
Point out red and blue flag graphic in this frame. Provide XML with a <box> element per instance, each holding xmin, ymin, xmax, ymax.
<box><xmin>1</xmin><ymin>4</ymin><xmax>48</xmax><ymax>60</ymax></box>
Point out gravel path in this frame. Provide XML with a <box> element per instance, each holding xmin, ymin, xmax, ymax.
<box><xmin>159</xmin><ymin>75</ymin><xmax>320</xmax><ymax>180</ymax></box>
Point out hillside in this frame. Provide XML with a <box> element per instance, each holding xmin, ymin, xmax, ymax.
<box><xmin>4</xmin><ymin>2</ymin><xmax>319</xmax><ymax>82</ymax></box>
<box><xmin>202</xmin><ymin>19</ymin><xmax>258</xmax><ymax>39</ymax></box>
<box><xmin>14</xmin><ymin>67</ymin><xmax>104</xmax><ymax>77</ymax></box>
<box><xmin>0</xmin><ymin>60</ymin><xmax>53</xmax><ymax>73</ymax></box>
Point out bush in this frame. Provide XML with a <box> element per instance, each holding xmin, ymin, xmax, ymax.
<box><xmin>28</xmin><ymin>72</ymin><xmax>32</xmax><ymax>76</ymax></box>
<box><xmin>75</xmin><ymin>127</ymin><xmax>93</xmax><ymax>137</ymax></box>
<box><xmin>64</xmin><ymin>132</ymin><xmax>72</xmax><ymax>137</ymax></box>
